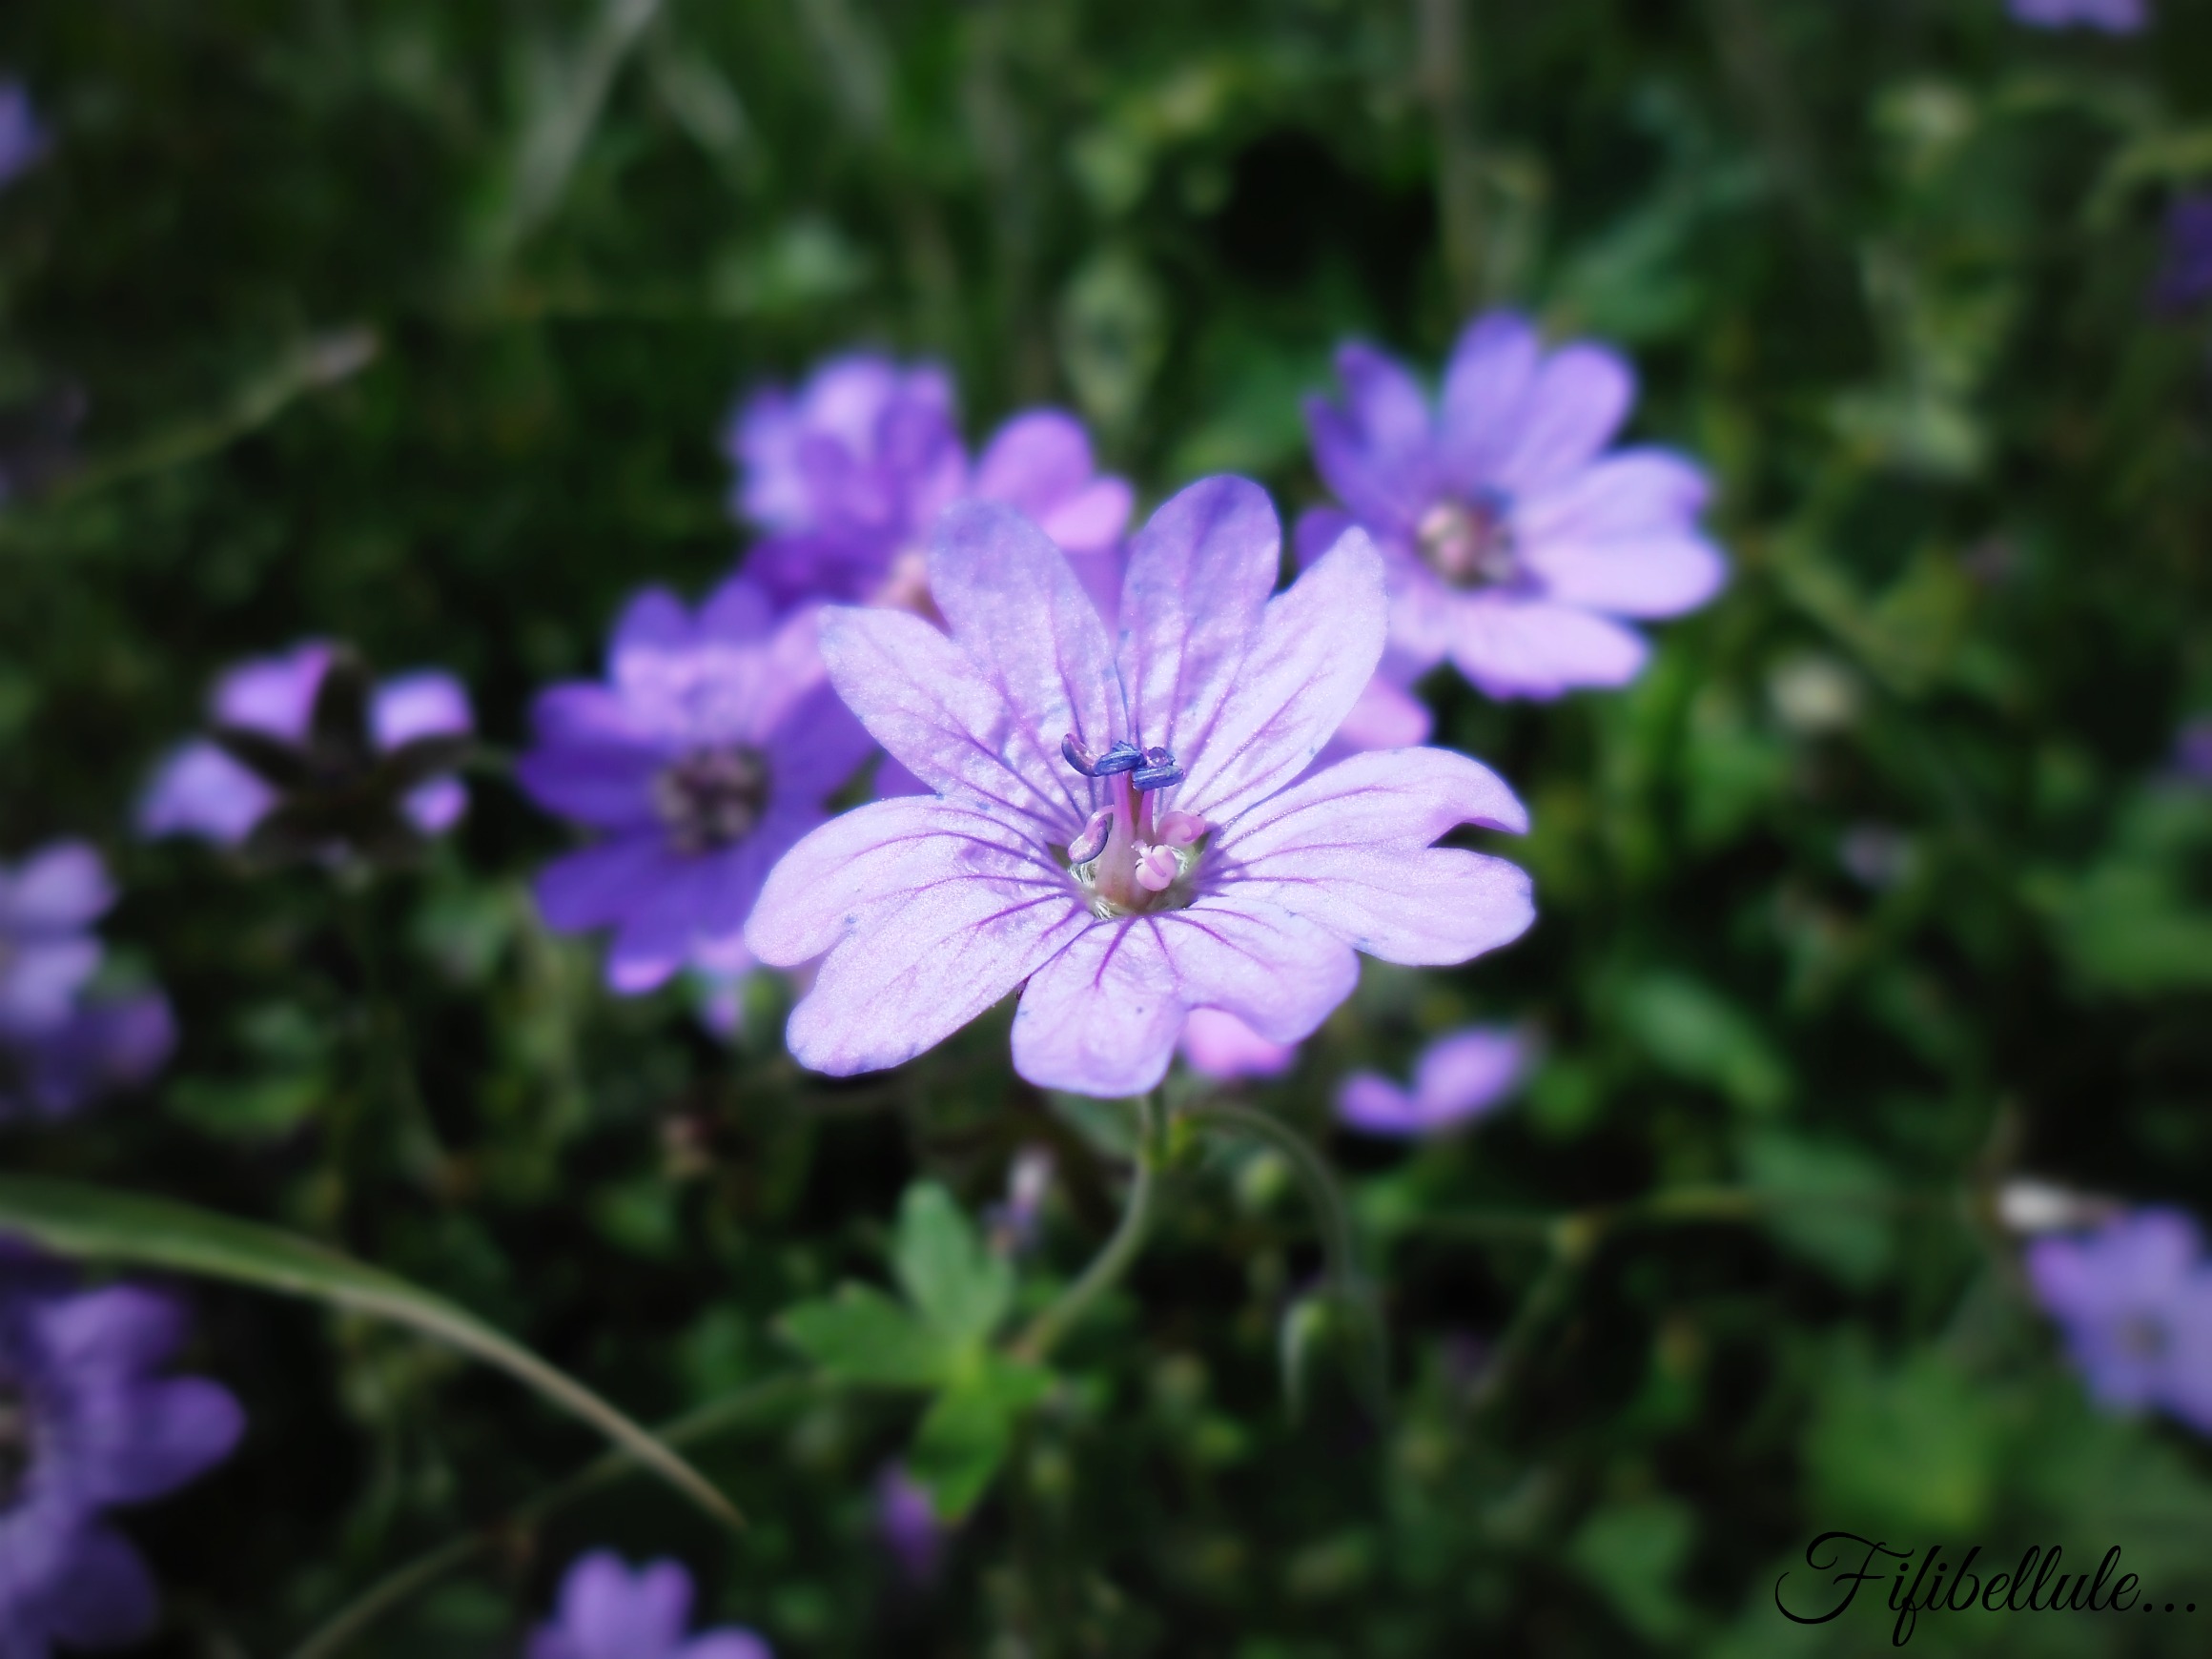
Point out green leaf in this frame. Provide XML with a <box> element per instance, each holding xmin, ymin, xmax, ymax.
<box><xmin>1740</xmin><ymin>1130</ymin><xmax>1895</xmax><ymax>1288</ymax></box>
<box><xmin>1567</xmin><ymin>1497</ymin><xmax>1698</xmax><ymax>1644</ymax></box>
<box><xmin>1613</xmin><ymin>971</ymin><xmax>1791</xmax><ymax>1115</ymax></box>
<box><xmin>893</xmin><ymin>1181</ymin><xmax>1012</xmax><ymax>1349</ymax></box>
<box><xmin>0</xmin><ymin>1176</ymin><xmax>737</xmax><ymax>1527</ymax></box>
<box><xmin>1805</xmin><ymin>1341</ymin><xmax>2001</xmax><ymax>1535</ymax></box>
<box><xmin>779</xmin><ymin>1284</ymin><xmax>954</xmax><ymax>1387</ymax></box>
<box><xmin>906</xmin><ymin>1355</ymin><xmax>1053</xmax><ymax>1520</ymax></box>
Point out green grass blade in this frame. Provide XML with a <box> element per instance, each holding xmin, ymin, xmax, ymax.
<box><xmin>0</xmin><ymin>1175</ymin><xmax>739</xmax><ymax>1528</ymax></box>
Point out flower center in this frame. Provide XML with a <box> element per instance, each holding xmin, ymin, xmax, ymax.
<box><xmin>1416</xmin><ymin>491</ymin><xmax>1520</xmax><ymax>590</ymax></box>
<box><xmin>0</xmin><ymin>1380</ymin><xmax>31</xmax><ymax>1512</ymax></box>
<box><xmin>1060</xmin><ymin>734</ymin><xmax>1206</xmax><ymax>916</ymax></box>
<box><xmin>652</xmin><ymin>746</ymin><xmax>770</xmax><ymax>854</ymax></box>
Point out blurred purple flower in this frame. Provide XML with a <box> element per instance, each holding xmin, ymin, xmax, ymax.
<box><xmin>529</xmin><ymin>1551</ymin><xmax>770</xmax><ymax>1659</ymax></box>
<box><xmin>1300</xmin><ymin>311</ymin><xmax>1725</xmax><ymax>700</ymax></box>
<box><xmin>745</xmin><ymin>477</ymin><xmax>1534</xmax><ymax>1097</ymax></box>
<box><xmin>727</xmin><ymin>354</ymin><xmax>1132</xmax><ymax>613</ymax></box>
<box><xmin>0</xmin><ymin>1263</ymin><xmax>244</xmax><ymax>1656</ymax></box>
<box><xmin>1336</xmin><ymin>1026</ymin><xmax>1527</xmax><ymax>1137</ymax></box>
<box><xmin>2177</xmin><ymin>716</ymin><xmax>2212</xmax><ymax>785</ymax></box>
<box><xmin>0</xmin><ymin>845</ymin><xmax>174</xmax><ymax>1125</ymax></box>
<box><xmin>2026</xmin><ymin>1208</ymin><xmax>2212</xmax><ymax>1433</ymax></box>
<box><xmin>1178</xmin><ymin>1008</ymin><xmax>1298</xmax><ymax>1081</ymax></box>
<box><xmin>0</xmin><ymin>83</ymin><xmax>46</xmax><ymax>191</ymax></box>
<box><xmin>138</xmin><ymin>643</ymin><xmax>473</xmax><ymax>849</ymax></box>
<box><xmin>987</xmin><ymin>1145</ymin><xmax>1055</xmax><ymax>1254</ymax></box>
<box><xmin>2153</xmin><ymin>194</ymin><xmax>2212</xmax><ymax>313</ymax></box>
<box><xmin>518</xmin><ymin>579</ymin><xmax>871</xmax><ymax>994</ymax></box>
<box><xmin>875</xmin><ymin>1463</ymin><xmax>949</xmax><ymax>1584</ymax></box>
<box><xmin>2008</xmin><ymin>0</ymin><xmax>2147</xmax><ymax>31</ymax></box>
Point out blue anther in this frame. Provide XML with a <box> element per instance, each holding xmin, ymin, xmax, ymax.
<box><xmin>1061</xmin><ymin>733</ymin><xmax>1143</xmax><ymax>778</ymax></box>
<box><xmin>1131</xmin><ymin>747</ymin><xmax>1183</xmax><ymax>792</ymax></box>
<box><xmin>1061</xmin><ymin>734</ymin><xmax>1100</xmax><ymax>775</ymax></box>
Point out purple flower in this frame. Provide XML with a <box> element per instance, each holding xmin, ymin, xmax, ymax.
<box><xmin>728</xmin><ymin>354</ymin><xmax>1132</xmax><ymax>613</ymax></box>
<box><xmin>1336</xmin><ymin>1026</ymin><xmax>1527</xmax><ymax>1137</ymax></box>
<box><xmin>518</xmin><ymin>579</ymin><xmax>871</xmax><ymax>993</ymax></box>
<box><xmin>138</xmin><ymin>643</ymin><xmax>474</xmax><ymax>850</ymax></box>
<box><xmin>0</xmin><ymin>1262</ymin><xmax>244</xmax><ymax>1656</ymax></box>
<box><xmin>2026</xmin><ymin>1208</ymin><xmax>2212</xmax><ymax>1433</ymax></box>
<box><xmin>986</xmin><ymin>1145</ymin><xmax>1055</xmax><ymax>1254</ymax></box>
<box><xmin>528</xmin><ymin>1551</ymin><xmax>770</xmax><ymax>1659</ymax></box>
<box><xmin>1300</xmin><ymin>311</ymin><xmax>1725</xmax><ymax>700</ymax></box>
<box><xmin>744</xmin><ymin>476</ymin><xmax>1535</xmax><ymax>1098</ymax></box>
<box><xmin>0</xmin><ymin>83</ymin><xmax>46</xmax><ymax>191</ymax></box>
<box><xmin>2177</xmin><ymin>716</ymin><xmax>2212</xmax><ymax>786</ymax></box>
<box><xmin>1178</xmin><ymin>1008</ymin><xmax>1298</xmax><ymax>1081</ymax></box>
<box><xmin>2157</xmin><ymin>195</ymin><xmax>2212</xmax><ymax>314</ymax></box>
<box><xmin>0</xmin><ymin>845</ymin><xmax>174</xmax><ymax>1124</ymax></box>
<box><xmin>874</xmin><ymin>1463</ymin><xmax>949</xmax><ymax>1584</ymax></box>
<box><xmin>2008</xmin><ymin>0</ymin><xmax>2147</xmax><ymax>31</ymax></box>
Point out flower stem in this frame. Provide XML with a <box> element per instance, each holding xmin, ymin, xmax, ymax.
<box><xmin>1013</xmin><ymin>1092</ymin><xmax>1157</xmax><ymax>1363</ymax></box>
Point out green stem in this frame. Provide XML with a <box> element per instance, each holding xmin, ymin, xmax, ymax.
<box><xmin>1182</xmin><ymin>1099</ymin><xmax>1387</xmax><ymax>1412</ymax></box>
<box><xmin>1012</xmin><ymin>1093</ymin><xmax>1157</xmax><ymax>1362</ymax></box>
<box><xmin>287</xmin><ymin>1373</ymin><xmax>812</xmax><ymax>1659</ymax></box>
<box><xmin>337</xmin><ymin>878</ymin><xmax>450</xmax><ymax>1196</ymax></box>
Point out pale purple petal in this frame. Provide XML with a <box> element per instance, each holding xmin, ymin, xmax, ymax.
<box><xmin>1520</xmin><ymin>532</ymin><xmax>1727</xmax><ymax>621</ymax></box>
<box><xmin>1444</xmin><ymin>598</ymin><xmax>1649</xmax><ymax>699</ymax></box>
<box><xmin>817</xmin><ymin>605</ymin><xmax>1070</xmax><ymax>843</ymax></box>
<box><xmin>928</xmin><ymin>501</ymin><xmax>1128</xmax><ymax>822</ymax></box>
<box><xmin>1292</xmin><ymin>505</ymin><xmax>1361</xmax><ymax>571</ymax></box>
<box><xmin>74</xmin><ymin>1376</ymin><xmax>246</xmax><ymax>1505</ymax></box>
<box><xmin>1326</xmin><ymin>676</ymin><xmax>1432</xmax><ymax>757</ymax></box>
<box><xmin>973</xmin><ymin>411</ymin><xmax>1097</xmax><ymax>518</ymax></box>
<box><xmin>1063</xmin><ymin>543</ymin><xmax>1128</xmax><ymax>629</ymax></box>
<box><xmin>536</xmin><ymin>837</ymin><xmax>681</xmax><ymax>934</ymax></box>
<box><xmin>136</xmin><ymin>743</ymin><xmax>274</xmax><ymax>843</ymax></box>
<box><xmin>764</xmin><ymin>680</ymin><xmax>874</xmax><ymax>802</ymax></box>
<box><xmin>1437</xmin><ymin>311</ymin><xmax>1543</xmax><ymax>490</ymax></box>
<box><xmin>1514</xmin><ymin>451</ymin><xmax>1725</xmax><ymax>618</ymax></box>
<box><xmin>403</xmin><ymin>778</ymin><xmax>468</xmax><ymax>834</ymax></box>
<box><xmin>1117</xmin><ymin>476</ymin><xmax>1280</xmax><ymax>766</ymax></box>
<box><xmin>31</xmin><ymin>1525</ymin><xmax>159</xmax><ymax>1650</ymax></box>
<box><xmin>789</xmin><ymin>870</ymin><xmax>1091</xmax><ymax>1077</ymax></box>
<box><xmin>1335</xmin><ymin>1075</ymin><xmax>1422</xmax><ymax>1135</ymax></box>
<box><xmin>1412</xmin><ymin>1027</ymin><xmax>1527</xmax><ymax>1119</ymax></box>
<box><xmin>1176</xmin><ymin>532</ymin><xmax>1386</xmax><ymax>828</ymax></box>
<box><xmin>610</xmin><ymin>588</ymin><xmax>696</xmax><ymax>670</ymax></box>
<box><xmin>681</xmin><ymin>1634</ymin><xmax>775</xmax><ymax>1659</ymax></box>
<box><xmin>0</xmin><ymin>939</ymin><xmax>101</xmax><ymax>1032</ymax></box>
<box><xmin>604</xmin><ymin>827</ymin><xmax>794</xmax><ymax>993</ymax></box>
<box><xmin>371</xmin><ymin>671</ymin><xmax>474</xmax><ymax>748</ymax></box>
<box><xmin>516</xmin><ymin>740</ymin><xmax>666</xmax><ymax>830</ymax></box>
<box><xmin>1011</xmin><ymin>923</ymin><xmax>1185</xmax><ymax>1097</ymax></box>
<box><xmin>1303</xmin><ymin>345</ymin><xmax>1435</xmax><ymax>537</ymax></box>
<box><xmin>1490</xmin><ymin>343</ymin><xmax>1636</xmax><ymax>499</ymax></box>
<box><xmin>0</xmin><ymin>843</ymin><xmax>114</xmax><ymax>932</ymax></box>
<box><xmin>212</xmin><ymin>643</ymin><xmax>329</xmax><ymax>737</ymax></box>
<box><xmin>544</xmin><ymin>1552</ymin><xmax>693</xmax><ymax>1659</ymax></box>
<box><xmin>696</xmin><ymin>575</ymin><xmax>777</xmax><ymax>646</ymax></box>
<box><xmin>1037</xmin><ymin>478</ymin><xmax>1135</xmax><ymax>556</ymax></box>
<box><xmin>1143</xmin><ymin>898</ymin><xmax>1358</xmax><ymax>1045</ymax></box>
<box><xmin>1178</xmin><ymin>1008</ymin><xmax>1298</xmax><ymax>1080</ymax></box>
<box><xmin>1230</xmin><ymin>747</ymin><xmax>1529</xmax><ymax>854</ymax></box>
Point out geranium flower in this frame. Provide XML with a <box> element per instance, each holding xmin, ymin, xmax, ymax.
<box><xmin>2008</xmin><ymin>0</ymin><xmax>2147</xmax><ymax>31</ymax></box>
<box><xmin>2026</xmin><ymin>1208</ymin><xmax>2212</xmax><ymax>1433</ymax></box>
<box><xmin>138</xmin><ymin>643</ymin><xmax>473</xmax><ymax>861</ymax></box>
<box><xmin>517</xmin><ymin>578</ymin><xmax>870</xmax><ymax>993</ymax></box>
<box><xmin>746</xmin><ymin>477</ymin><xmax>1534</xmax><ymax>1098</ymax></box>
<box><xmin>1336</xmin><ymin>1025</ymin><xmax>1527</xmax><ymax>1137</ymax></box>
<box><xmin>528</xmin><ymin>1551</ymin><xmax>770</xmax><ymax>1659</ymax></box>
<box><xmin>0</xmin><ymin>83</ymin><xmax>45</xmax><ymax>191</ymax></box>
<box><xmin>727</xmin><ymin>353</ymin><xmax>1132</xmax><ymax>613</ymax></box>
<box><xmin>0</xmin><ymin>1259</ymin><xmax>244</xmax><ymax>1656</ymax></box>
<box><xmin>2154</xmin><ymin>193</ymin><xmax>2212</xmax><ymax>314</ymax></box>
<box><xmin>1299</xmin><ymin>311</ymin><xmax>1725</xmax><ymax>700</ymax></box>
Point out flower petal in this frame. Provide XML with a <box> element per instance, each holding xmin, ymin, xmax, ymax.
<box><xmin>1437</xmin><ymin>310</ymin><xmax>1543</xmax><ymax>490</ymax></box>
<box><xmin>1037</xmin><ymin>478</ymin><xmax>1135</xmax><ymax>556</ymax></box>
<box><xmin>1116</xmin><ymin>476</ymin><xmax>1280</xmax><ymax>766</ymax></box>
<box><xmin>1144</xmin><ymin>896</ymin><xmax>1358</xmax><ymax>1045</ymax></box>
<box><xmin>0</xmin><ymin>842</ymin><xmax>114</xmax><ymax>933</ymax></box>
<box><xmin>1010</xmin><ymin>922</ymin><xmax>1184</xmax><ymax>1096</ymax></box>
<box><xmin>34</xmin><ymin>1524</ymin><xmax>159</xmax><ymax>1650</ymax></box>
<box><xmin>1229</xmin><ymin>747</ymin><xmax>1529</xmax><ymax>854</ymax></box>
<box><xmin>1445</xmin><ymin>599</ymin><xmax>1649</xmax><ymax>699</ymax></box>
<box><xmin>1178</xmin><ymin>1008</ymin><xmax>1299</xmax><ymax>1080</ymax></box>
<box><xmin>77</xmin><ymin>1376</ymin><xmax>246</xmax><ymax>1505</ymax></box>
<box><xmin>212</xmin><ymin>643</ymin><xmax>329</xmax><ymax>738</ymax></box>
<box><xmin>372</xmin><ymin>671</ymin><xmax>474</xmax><ymax>748</ymax></box>
<box><xmin>1176</xmin><ymin>531</ymin><xmax>1387</xmax><ymax>829</ymax></box>
<box><xmin>817</xmin><ymin>605</ymin><xmax>1070</xmax><ymax>843</ymax></box>
<box><xmin>1335</xmin><ymin>1074</ymin><xmax>1423</xmax><ymax>1136</ymax></box>
<box><xmin>516</xmin><ymin>739</ymin><xmax>665</xmax><ymax>830</ymax></box>
<box><xmin>1490</xmin><ymin>342</ymin><xmax>1636</xmax><ymax>498</ymax></box>
<box><xmin>137</xmin><ymin>742</ymin><xmax>275</xmax><ymax>844</ymax></box>
<box><xmin>1234</xmin><ymin>843</ymin><xmax>1534</xmax><ymax>966</ymax></box>
<box><xmin>535</xmin><ymin>837</ymin><xmax>680</xmax><ymax>933</ymax></box>
<box><xmin>1413</xmin><ymin>1026</ymin><xmax>1527</xmax><ymax>1118</ymax></box>
<box><xmin>973</xmin><ymin>410</ymin><xmax>1097</xmax><ymax>515</ymax></box>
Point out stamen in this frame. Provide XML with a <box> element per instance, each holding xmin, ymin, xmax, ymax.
<box><xmin>1067</xmin><ymin>807</ymin><xmax>1113</xmax><ymax>865</ymax></box>
<box><xmin>1131</xmin><ymin>747</ymin><xmax>1183</xmax><ymax>791</ymax></box>
<box><xmin>1061</xmin><ymin>734</ymin><xmax>1142</xmax><ymax>778</ymax></box>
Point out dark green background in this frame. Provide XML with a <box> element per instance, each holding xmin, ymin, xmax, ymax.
<box><xmin>3</xmin><ymin>0</ymin><xmax>2211</xmax><ymax>1653</ymax></box>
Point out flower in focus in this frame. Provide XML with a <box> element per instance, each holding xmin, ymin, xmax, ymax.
<box><xmin>2007</xmin><ymin>0</ymin><xmax>2147</xmax><ymax>31</ymax></box>
<box><xmin>519</xmin><ymin>579</ymin><xmax>870</xmax><ymax>993</ymax></box>
<box><xmin>0</xmin><ymin>1258</ymin><xmax>244</xmax><ymax>1656</ymax></box>
<box><xmin>0</xmin><ymin>844</ymin><xmax>174</xmax><ymax>1125</ymax></box>
<box><xmin>1178</xmin><ymin>1008</ymin><xmax>1298</xmax><ymax>1082</ymax></box>
<box><xmin>1300</xmin><ymin>311</ymin><xmax>1726</xmax><ymax>700</ymax></box>
<box><xmin>138</xmin><ymin>643</ymin><xmax>474</xmax><ymax>863</ymax></box>
<box><xmin>528</xmin><ymin>1551</ymin><xmax>770</xmax><ymax>1659</ymax></box>
<box><xmin>2026</xmin><ymin>1207</ymin><xmax>2212</xmax><ymax>1433</ymax></box>
<box><xmin>2153</xmin><ymin>193</ymin><xmax>2212</xmax><ymax>314</ymax></box>
<box><xmin>727</xmin><ymin>353</ymin><xmax>1133</xmax><ymax>614</ymax></box>
<box><xmin>1336</xmin><ymin>1026</ymin><xmax>1527</xmax><ymax>1137</ymax></box>
<box><xmin>0</xmin><ymin>83</ymin><xmax>46</xmax><ymax>191</ymax></box>
<box><xmin>746</xmin><ymin>477</ymin><xmax>1535</xmax><ymax>1098</ymax></box>
<box><xmin>875</xmin><ymin>1462</ymin><xmax>950</xmax><ymax>1585</ymax></box>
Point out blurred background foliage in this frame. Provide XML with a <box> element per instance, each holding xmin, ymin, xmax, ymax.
<box><xmin>3</xmin><ymin>0</ymin><xmax>2212</xmax><ymax>1654</ymax></box>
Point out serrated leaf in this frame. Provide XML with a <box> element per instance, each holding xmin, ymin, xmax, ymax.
<box><xmin>779</xmin><ymin>1283</ymin><xmax>954</xmax><ymax>1387</ymax></box>
<box><xmin>907</xmin><ymin>1355</ymin><xmax>1053</xmax><ymax>1519</ymax></box>
<box><xmin>0</xmin><ymin>1176</ymin><xmax>737</xmax><ymax>1526</ymax></box>
<box><xmin>893</xmin><ymin>1181</ymin><xmax>1012</xmax><ymax>1350</ymax></box>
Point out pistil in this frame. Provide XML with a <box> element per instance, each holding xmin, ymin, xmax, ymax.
<box><xmin>1062</xmin><ymin>734</ymin><xmax>1204</xmax><ymax>914</ymax></box>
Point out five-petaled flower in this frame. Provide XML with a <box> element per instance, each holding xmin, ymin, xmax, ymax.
<box><xmin>2026</xmin><ymin>1207</ymin><xmax>2212</xmax><ymax>1435</ymax></box>
<box><xmin>138</xmin><ymin>642</ymin><xmax>474</xmax><ymax>863</ymax></box>
<box><xmin>1300</xmin><ymin>311</ymin><xmax>1726</xmax><ymax>700</ymax></box>
<box><xmin>1336</xmin><ymin>1025</ymin><xmax>1527</xmax><ymax>1137</ymax></box>
<box><xmin>528</xmin><ymin>1550</ymin><xmax>771</xmax><ymax>1659</ymax></box>
<box><xmin>746</xmin><ymin>476</ymin><xmax>1535</xmax><ymax>1098</ymax></box>
<box><xmin>519</xmin><ymin>578</ymin><xmax>871</xmax><ymax>993</ymax></box>
<box><xmin>727</xmin><ymin>352</ymin><xmax>1133</xmax><ymax>616</ymax></box>
<box><xmin>0</xmin><ymin>1254</ymin><xmax>244</xmax><ymax>1657</ymax></box>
